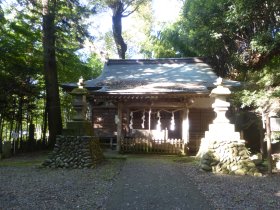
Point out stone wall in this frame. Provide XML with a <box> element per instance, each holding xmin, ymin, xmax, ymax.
<box><xmin>199</xmin><ymin>139</ymin><xmax>262</xmax><ymax>176</ymax></box>
<box><xmin>42</xmin><ymin>136</ymin><xmax>104</xmax><ymax>168</ymax></box>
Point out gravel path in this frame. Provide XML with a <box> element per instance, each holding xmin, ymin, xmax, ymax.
<box><xmin>0</xmin><ymin>157</ymin><xmax>124</xmax><ymax>210</ymax></box>
<box><xmin>1</xmin><ymin>153</ymin><xmax>280</xmax><ymax>210</ymax></box>
<box><xmin>180</xmin><ymin>163</ymin><xmax>280</xmax><ymax>210</ymax></box>
<box><xmin>106</xmin><ymin>157</ymin><xmax>214</xmax><ymax>210</ymax></box>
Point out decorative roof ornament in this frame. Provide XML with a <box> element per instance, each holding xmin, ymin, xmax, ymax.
<box><xmin>211</xmin><ymin>77</ymin><xmax>231</xmax><ymax>97</ymax></box>
<box><xmin>214</xmin><ymin>77</ymin><xmax>223</xmax><ymax>86</ymax></box>
<box><xmin>77</xmin><ymin>76</ymin><xmax>84</xmax><ymax>89</ymax></box>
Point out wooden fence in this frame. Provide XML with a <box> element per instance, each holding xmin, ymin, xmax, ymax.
<box><xmin>120</xmin><ymin>137</ymin><xmax>184</xmax><ymax>154</ymax></box>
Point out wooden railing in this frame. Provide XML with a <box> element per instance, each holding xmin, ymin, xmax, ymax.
<box><xmin>121</xmin><ymin>137</ymin><xmax>184</xmax><ymax>154</ymax></box>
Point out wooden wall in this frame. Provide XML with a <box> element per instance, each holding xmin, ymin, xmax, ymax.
<box><xmin>92</xmin><ymin>104</ymin><xmax>215</xmax><ymax>154</ymax></box>
<box><xmin>188</xmin><ymin>108</ymin><xmax>215</xmax><ymax>153</ymax></box>
<box><xmin>92</xmin><ymin>107</ymin><xmax>117</xmax><ymax>137</ymax></box>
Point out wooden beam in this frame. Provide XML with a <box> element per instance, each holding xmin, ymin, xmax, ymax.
<box><xmin>127</xmin><ymin>102</ymin><xmax>188</xmax><ymax>108</ymax></box>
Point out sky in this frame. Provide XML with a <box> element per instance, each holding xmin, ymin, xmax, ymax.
<box><xmin>152</xmin><ymin>0</ymin><xmax>183</xmax><ymax>23</ymax></box>
<box><xmin>90</xmin><ymin>0</ymin><xmax>183</xmax><ymax>35</ymax></box>
<box><xmin>87</xmin><ymin>0</ymin><xmax>183</xmax><ymax>59</ymax></box>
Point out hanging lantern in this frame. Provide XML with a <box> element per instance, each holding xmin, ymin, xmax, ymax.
<box><xmin>141</xmin><ymin>110</ymin><xmax>145</xmax><ymax>128</ymax></box>
<box><xmin>129</xmin><ymin>112</ymin><xmax>133</xmax><ymax>129</ymax></box>
<box><xmin>170</xmin><ymin>111</ymin><xmax>175</xmax><ymax>131</ymax></box>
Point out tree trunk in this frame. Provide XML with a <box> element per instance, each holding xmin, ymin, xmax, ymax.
<box><xmin>42</xmin><ymin>99</ymin><xmax>48</xmax><ymax>147</ymax></box>
<box><xmin>42</xmin><ymin>0</ymin><xmax>62</xmax><ymax>147</ymax></box>
<box><xmin>111</xmin><ymin>1</ymin><xmax>127</xmax><ymax>59</ymax></box>
<box><xmin>259</xmin><ymin>119</ymin><xmax>264</xmax><ymax>156</ymax></box>
<box><xmin>18</xmin><ymin>96</ymin><xmax>23</xmax><ymax>144</ymax></box>
<box><xmin>265</xmin><ymin>114</ymin><xmax>272</xmax><ymax>174</ymax></box>
<box><xmin>0</xmin><ymin>115</ymin><xmax>3</xmax><ymax>158</ymax></box>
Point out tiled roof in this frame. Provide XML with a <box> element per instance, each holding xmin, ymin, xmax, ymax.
<box><xmin>66</xmin><ymin>58</ymin><xmax>240</xmax><ymax>94</ymax></box>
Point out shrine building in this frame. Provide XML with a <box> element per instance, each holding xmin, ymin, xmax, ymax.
<box><xmin>63</xmin><ymin>58</ymin><xmax>239</xmax><ymax>154</ymax></box>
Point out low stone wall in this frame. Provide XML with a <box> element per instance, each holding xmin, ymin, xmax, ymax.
<box><xmin>42</xmin><ymin>136</ymin><xmax>104</xmax><ymax>168</ymax></box>
<box><xmin>199</xmin><ymin>139</ymin><xmax>262</xmax><ymax>176</ymax></box>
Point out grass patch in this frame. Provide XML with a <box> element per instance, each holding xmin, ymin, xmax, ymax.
<box><xmin>0</xmin><ymin>151</ymin><xmax>49</xmax><ymax>167</ymax></box>
<box><xmin>97</xmin><ymin>159</ymin><xmax>125</xmax><ymax>181</ymax></box>
<box><xmin>104</xmin><ymin>154</ymin><xmax>127</xmax><ymax>160</ymax></box>
<box><xmin>172</xmin><ymin>156</ymin><xmax>199</xmax><ymax>164</ymax></box>
<box><xmin>0</xmin><ymin>160</ymin><xmax>44</xmax><ymax>167</ymax></box>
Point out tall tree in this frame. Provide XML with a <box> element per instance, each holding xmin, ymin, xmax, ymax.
<box><xmin>42</xmin><ymin>0</ymin><xmax>62</xmax><ymax>147</ymax></box>
<box><xmin>0</xmin><ymin>0</ymin><xmax>102</xmax><ymax>152</ymax></box>
<box><xmin>105</xmin><ymin>0</ymin><xmax>148</xmax><ymax>59</ymax></box>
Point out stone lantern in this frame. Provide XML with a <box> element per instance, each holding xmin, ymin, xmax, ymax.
<box><xmin>42</xmin><ymin>77</ymin><xmax>104</xmax><ymax>169</ymax></box>
<box><xmin>197</xmin><ymin>77</ymin><xmax>261</xmax><ymax>176</ymax></box>
<box><xmin>70</xmin><ymin>77</ymin><xmax>88</xmax><ymax>121</ymax></box>
<box><xmin>63</xmin><ymin>77</ymin><xmax>93</xmax><ymax>136</ymax></box>
<box><xmin>210</xmin><ymin>77</ymin><xmax>231</xmax><ymax>124</ymax></box>
<box><xmin>204</xmin><ymin>77</ymin><xmax>240</xmax><ymax>142</ymax></box>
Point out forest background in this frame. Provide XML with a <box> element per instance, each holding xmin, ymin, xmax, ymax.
<box><xmin>0</xmin><ymin>0</ymin><xmax>279</xmax><ymax>156</ymax></box>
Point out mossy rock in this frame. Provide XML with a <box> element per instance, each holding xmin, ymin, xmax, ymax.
<box><xmin>234</xmin><ymin>168</ymin><xmax>247</xmax><ymax>175</ymax></box>
<box><xmin>253</xmin><ymin>172</ymin><xmax>262</xmax><ymax>177</ymax></box>
<box><xmin>200</xmin><ymin>163</ymin><xmax>212</xmax><ymax>171</ymax></box>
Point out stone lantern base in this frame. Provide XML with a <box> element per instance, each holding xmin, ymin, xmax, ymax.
<box><xmin>42</xmin><ymin>135</ymin><xmax>103</xmax><ymax>169</ymax></box>
<box><xmin>198</xmin><ymin>138</ymin><xmax>262</xmax><ymax>176</ymax></box>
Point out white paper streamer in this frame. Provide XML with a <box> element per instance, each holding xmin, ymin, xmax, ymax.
<box><xmin>170</xmin><ymin>111</ymin><xmax>175</xmax><ymax>131</ymax></box>
<box><xmin>141</xmin><ymin>110</ymin><xmax>145</xmax><ymax>128</ymax></box>
<box><xmin>129</xmin><ymin>112</ymin><xmax>133</xmax><ymax>129</ymax></box>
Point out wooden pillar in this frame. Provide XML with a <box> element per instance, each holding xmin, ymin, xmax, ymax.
<box><xmin>182</xmin><ymin>108</ymin><xmax>189</xmax><ymax>154</ymax></box>
<box><xmin>117</xmin><ymin>102</ymin><xmax>123</xmax><ymax>152</ymax></box>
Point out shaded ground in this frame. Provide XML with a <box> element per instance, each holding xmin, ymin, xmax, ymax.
<box><xmin>0</xmin><ymin>151</ymin><xmax>124</xmax><ymax>210</ymax></box>
<box><xmin>105</xmin><ymin>156</ymin><xmax>214</xmax><ymax>210</ymax></box>
<box><xmin>1</xmin><ymin>151</ymin><xmax>280</xmax><ymax>209</ymax></box>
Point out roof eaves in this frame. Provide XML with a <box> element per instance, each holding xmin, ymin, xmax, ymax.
<box><xmin>106</xmin><ymin>57</ymin><xmax>206</xmax><ymax>65</ymax></box>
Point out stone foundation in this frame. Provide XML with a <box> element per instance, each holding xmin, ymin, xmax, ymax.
<box><xmin>42</xmin><ymin>136</ymin><xmax>104</xmax><ymax>168</ymax></box>
<box><xmin>199</xmin><ymin>139</ymin><xmax>262</xmax><ymax>176</ymax></box>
